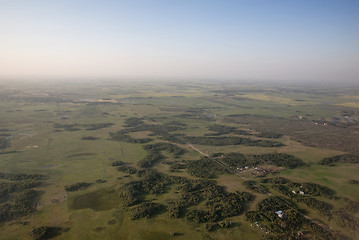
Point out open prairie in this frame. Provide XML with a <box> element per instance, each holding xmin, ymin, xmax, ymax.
<box><xmin>0</xmin><ymin>80</ymin><xmax>358</xmax><ymax>240</ymax></box>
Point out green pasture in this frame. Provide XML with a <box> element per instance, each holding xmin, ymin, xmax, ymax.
<box><xmin>1</xmin><ymin>81</ymin><xmax>359</xmax><ymax>240</ymax></box>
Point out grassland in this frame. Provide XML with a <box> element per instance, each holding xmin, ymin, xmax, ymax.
<box><xmin>0</xmin><ymin>80</ymin><xmax>358</xmax><ymax>240</ymax></box>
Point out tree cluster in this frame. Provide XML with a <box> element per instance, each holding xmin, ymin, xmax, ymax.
<box><xmin>298</xmin><ymin>183</ymin><xmax>335</xmax><ymax>198</ymax></box>
<box><xmin>181</xmin><ymin>136</ymin><xmax>283</xmax><ymax>147</ymax></box>
<box><xmin>187</xmin><ymin>157</ymin><xmax>228</xmax><ymax>178</ymax></box>
<box><xmin>0</xmin><ymin>173</ymin><xmax>45</xmax><ymax>181</ymax></box>
<box><xmin>109</xmin><ymin>131</ymin><xmax>152</xmax><ymax>144</ymax></box>
<box><xmin>320</xmin><ymin>154</ymin><xmax>359</xmax><ymax>165</ymax></box>
<box><xmin>164</xmin><ymin>160</ymin><xmax>187</xmax><ymax>172</ymax></box>
<box><xmin>256</xmin><ymin>132</ymin><xmax>282</xmax><ymax>138</ymax></box>
<box><xmin>53</xmin><ymin>123</ymin><xmax>81</xmax><ymax>131</ymax></box>
<box><xmin>333</xmin><ymin>208</ymin><xmax>359</xmax><ymax>231</ymax></box>
<box><xmin>54</xmin><ymin>122</ymin><xmax>113</xmax><ymax>131</ymax></box>
<box><xmin>219</xmin><ymin>152</ymin><xmax>305</xmax><ymax>169</ymax></box>
<box><xmin>116</xmin><ymin>119</ymin><xmax>184</xmax><ymax>137</ymax></box>
<box><xmin>206</xmin><ymin>124</ymin><xmax>237</xmax><ymax>136</ymax></box>
<box><xmin>118</xmin><ymin>170</ymin><xmax>185</xmax><ymax>206</ymax></box>
<box><xmin>13</xmin><ymin>189</ymin><xmax>38</xmax><ymax>214</ymax></box>
<box><xmin>30</xmin><ymin>226</ymin><xmax>63</xmax><ymax>240</ymax></box>
<box><xmin>128</xmin><ymin>202</ymin><xmax>164</xmax><ymax>220</ymax></box>
<box><xmin>117</xmin><ymin>170</ymin><xmax>252</xmax><ymax>223</ymax></box>
<box><xmin>138</xmin><ymin>143</ymin><xmax>185</xmax><ymax>168</ymax></box>
<box><xmin>0</xmin><ymin>172</ymin><xmax>46</xmax><ymax>223</ymax></box>
<box><xmin>170</xmin><ymin>179</ymin><xmax>252</xmax><ymax>223</ymax></box>
<box><xmin>0</xmin><ymin>203</ymin><xmax>11</xmax><ymax>222</ymax></box>
<box><xmin>64</xmin><ymin>182</ymin><xmax>92</xmax><ymax>192</ymax></box>
<box><xmin>344</xmin><ymin>199</ymin><xmax>359</xmax><ymax>213</ymax></box>
<box><xmin>118</xmin><ymin>183</ymin><xmax>139</xmax><ymax>206</ymax></box>
<box><xmin>307</xmin><ymin>222</ymin><xmax>340</xmax><ymax>240</ymax></box>
<box><xmin>206</xmin><ymin>125</ymin><xmax>282</xmax><ymax>139</ymax></box>
<box><xmin>248</xmin><ymin>153</ymin><xmax>305</xmax><ymax>168</ymax></box>
<box><xmin>0</xmin><ymin>180</ymin><xmax>41</xmax><ymax>202</ymax></box>
<box><xmin>262</xmin><ymin>177</ymin><xmax>336</xmax><ymax>199</ymax></box>
<box><xmin>245</xmin><ymin>196</ymin><xmax>306</xmax><ymax>235</ymax></box>
<box><xmin>0</xmin><ymin>138</ymin><xmax>10</xmax><ymax>149</ymax></box>
<box><xmin>83</xmin><ymin>123</ymin><xmax>114</xmax><ymax>130</ymax></box>
<box><xmin>111</xmin><ymin>161</ymin><xmax>124</xmax><ymax>166</ymax></box>
<box><xmin>296</xmin><ymin>197</ymin><xmax>332</xmax><ymax>218</ymax></box>
<box><xmin>123</xmin><ymin>117</ymin><xmax>144</xmax><ymax>127</ymax></box>
<box><xmin>117</xmin><ymin>166</ymin><xmax>137</xmax><ymax>175</ymax></box>
<box><xmin>165</xmin><ymin>121</ymin><xmax>187</xmax><ymax>127</ymax></box>
<box><xmin>81</xmin><ymin>136</ymin><xmax>99</xmax><ymax>140</ymax></box>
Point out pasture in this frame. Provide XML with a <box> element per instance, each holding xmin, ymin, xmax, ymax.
<box><xmin>0</xmin><ymin>80</ymin><xmax>358</xmax><ymax>240</ymax></box>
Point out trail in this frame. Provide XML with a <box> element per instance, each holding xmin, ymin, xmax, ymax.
<box><xmin>187</xmin><ymin>144</ymin><xmax>209</xmax><ymax>157</ymax></box>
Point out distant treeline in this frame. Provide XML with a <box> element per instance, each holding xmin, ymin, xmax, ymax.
<box><xmin>65</xmin><ymin>182</ymin><xmax>92</xmax><ymax>192</ymax></box>
<box><xmin>109</xmin><ymin>131</ymin><xmax>151</xmax><ymax>144</ymax></box>
<box><xmin>81</xmin><ymin>136</ymin><xmax>99</xmax><ymax>140</ymax></box>
<box><xmin>261</xmin><ymin>177</ymin><xmax>336</xmax><ymax>199</ymax></box>
<box><xmin>138</xmin><ymin>143</ymin><xmax>185</xmax><ymax>168</ymax></box>
<box><xmin>206</xmin><ymin>124</ymin><xmax>282</xmax><ymax>138</ymax></box>
<box><xmin>124</xmin><ymin>117</ymin><xmax>145</xmax><ymax>127</ymax></box>
<box><xmin>54</xmin><ymin>122</ymin><xmax>114</xmax><ymax>131</ymax></box>
<box><xmin>180</xmin><ymin>136</ymin><xmax>283</xmax><ymax>147</ymax></box>
<box><xmin>117</xmin><ymin>166</ymin><xmax>137</xmax><ymax>175</ymax></box>
<box><xmin>110</xmin><ymin>117</ymin><xmax>184</xmax><ymax>144</ymax></box>
<box><xmin>166</xmin><ymin>152</ymin><xmax>305</xmax><ymax>180</ymax></box>
<box><xmin>110</xmin><ymin>118</ymin><xmax>283</xmax><ymax>148</ymax></box>
<box><xmin>320</xmin><ymin>154</ymin><xmax>359</xmax><ymax>165</ymax></box>
<box><xmin>0</xmin><ymin>173</ymin><xmax>46</xmax><ymax>181</ymax></box>
<box><xmin>0</xmin><ymin>128</ymin><xmax>17</xmax><ymax>132</ymax></box>
<box><xmin>218</xmin><ymin>152</ymin><xmax>305</xmax><ymax>169</ymax></box>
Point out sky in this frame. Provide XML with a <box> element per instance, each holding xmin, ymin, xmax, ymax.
<box><xmin>0</xmin><ymin>0</ymin><xmax>358</xmax><ymax>82</ymax></box>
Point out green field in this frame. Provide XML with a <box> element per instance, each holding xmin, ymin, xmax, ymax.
<box><xmin>0</xmin><ymin>80</ymin><xmax>358</xmax><ymax>240</ymax></box>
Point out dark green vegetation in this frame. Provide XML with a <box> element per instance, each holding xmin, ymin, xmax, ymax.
<box><xmin>128</xmin><ymin>202</ymin><xmax>164</xmax><ymax>220</ymax></box>
<box><xmin>187</xmin><ymin>157</ymin><xmax>228</xmax><ymax>178</ymax></box>
<box><xmin>225</xmin><ymin>113</ymin><xmax>359</xmax><ymax>155</ymax></box>
<box><xmin>81</xmin><ymin>136</ymin><xmax>100</xmax><ymax>140</ymax></box>
<box><xmin>244</xmin><ymin>196</ymin><xmax>349</xmax><ymax>240</ymax></box>
<box><xmin>219</xmin><ymin>152</ymin><xmax>306</xmax><ymax>169</ymax></box>
<box><xmin>138</xmin><ymin>143</ymin><xmax>185</xmax><ymax>168</ymax></box>
<box><xmin>0</xmin><ymin>173</ymin><xmax>46</xmax><ymax>223</ymax></box>
<box><xmin>30</xmin><ymin>226</ymin><xmax>63</xmax><ymax>240</ymax></box>
<box><xmin>0</xmin><ymin>81</ymin><xmax>359</xmax><ymax>239</ymax></box>
<box><xmin>115</xmin><ymin>169</ymin><xmax>252</xmax><ymax>225</ymax></box>
<box><xmin>110</xmin><ymin>118</ymin><xmax>283</xmax><ymax>147</ymax></box>
<box><xmin>180</xmin><ymin>136</ymin><xmax>283</xmax><ymax>147</ymax></box>
<box><xmin>0</xmin><ymin>138</ymin><xmax>11</xmax><ymax>149</ymax></box>
<box><xmin>64</xmin><ymin>182</ymin><xmax>92</xmax><ymax>192</ymax></box>
<box><xmin>54</xmin><ymin>122</ymin><xmax>114</xmax><ymax>131</ymax></box>
<box><xmin>320</xmin><ymin>154</ymin><xmax>359</xmax><ymax>165</ymax></box>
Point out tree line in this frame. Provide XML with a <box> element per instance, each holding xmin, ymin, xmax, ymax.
<box><xmin>218</xmin><ymin>152</ymin><xmax>306</xmax><ymax>169</ymax></box>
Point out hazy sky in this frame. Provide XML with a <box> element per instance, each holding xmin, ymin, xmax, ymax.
<box><xmin>1</xmin><ymin>0</ymin><xmax>358</xmax><ymax>82</ymax></box>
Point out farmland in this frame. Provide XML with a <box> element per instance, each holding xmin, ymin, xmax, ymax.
<box><xmin>0</xmin><ymin>80</ymin><xmax>358</xmax><ymax>240</ymax></box>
